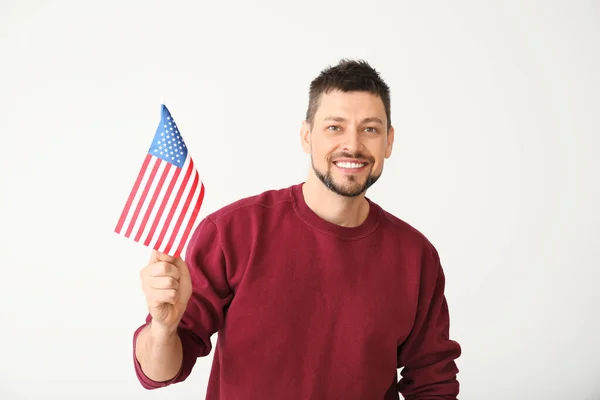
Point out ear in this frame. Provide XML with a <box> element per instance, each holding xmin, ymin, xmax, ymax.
<box><xmin>300</xmin><ymin>120</ymin><xmax>311</xmax><ymax>154</ymax></box>
<box><xmin>385</xmin><ymin>125</ymin><xmax>395</xmax><ymax>159</ymax></box>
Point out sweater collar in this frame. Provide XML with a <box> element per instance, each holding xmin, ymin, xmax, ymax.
<box><xmin>290</xmin><ymin>182</ymin><xmax>381</xmax><ymax>240</ymax></box>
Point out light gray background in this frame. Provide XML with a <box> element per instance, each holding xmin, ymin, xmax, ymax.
<box><xmin>1</xmin><ymin>1</ymin><xmax>598</xmax><ymax>399</ymax></box>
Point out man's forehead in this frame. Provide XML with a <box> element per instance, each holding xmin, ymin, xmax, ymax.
<box><xmin>315</xmin><ymin>90</ymin><xmax>386</xmax><ymax>117</ymax></box>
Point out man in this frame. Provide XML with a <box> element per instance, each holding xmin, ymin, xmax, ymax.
<box><xmin>133</xmin><ymin>59</ymin><xmax>461</xmax><ymax>399</ymax></box>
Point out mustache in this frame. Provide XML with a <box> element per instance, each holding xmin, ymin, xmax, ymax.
<box><xmin>328</xmin><ymin>152</ymin><xmax>375</xmax><ymax>164</ymax></box>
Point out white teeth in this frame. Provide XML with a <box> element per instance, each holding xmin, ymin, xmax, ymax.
<box><xmin>336</xmin><ymin>162</ymin><xmax>365</xmax><ymax>169</ymax></box>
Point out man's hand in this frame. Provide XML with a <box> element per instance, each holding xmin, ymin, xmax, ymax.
<box><xmin>140</xmin><ymin>250</ymin><xmax>192</xmax><ymax>336</ymax></box>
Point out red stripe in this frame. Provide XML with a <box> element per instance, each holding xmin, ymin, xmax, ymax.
<box><xmin>172</xmin><ymin>182</ymin><xmax>205</xmax><ymax>258</ymax></box>
<box><xmin>163</xmin><ymin>172</ymin><xmax>200</xmax><ymax>256</ymax></box>
<box><xmin>153</xmin><ymin>159</ymin><xmax>195</xmax><ymax>251</ymax></box>
<box><xmin>134</xmin><ymin>163</ymin><xmax>172</xmax><ymax>242</ymax></box>
<box><xmin>124</xmin><ymin>158</ymin><xmax>162</xmax><ymax>238</ymax></box>
<box><xmin>115</xmin><ymin>154</ymin><xmax>152</xmax><ymax>234</ymax></box>
<box><xmin>143</xmin><ymin>166</ymin><xmax>182</xmax><ymax>246</ymax></box>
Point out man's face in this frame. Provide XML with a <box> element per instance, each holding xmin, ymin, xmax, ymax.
<box><xmin>301</xmin><ymin>90</ymin><xmax>394</xmax><ymax>197</ymax></box>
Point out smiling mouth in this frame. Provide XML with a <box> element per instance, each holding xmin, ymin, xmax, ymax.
<box><xmin>333</xmin><ymin>161</ymin><xmax>367</xmax><ymax>169</ymax></box>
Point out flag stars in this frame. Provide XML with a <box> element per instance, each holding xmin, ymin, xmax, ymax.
<box><xmin>151</xmin><ymin>113</ymin><xmax>188</xmax><ymax>168</ymax></box>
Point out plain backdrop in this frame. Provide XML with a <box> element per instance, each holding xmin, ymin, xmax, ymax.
<box><xmin>1</xmin><ymin>1</ymin><xmax>599</xmax><ymax>399</ymax></box>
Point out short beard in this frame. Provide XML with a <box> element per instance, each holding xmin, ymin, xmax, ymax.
<box><xmin>311</xmin><ymin>154</ymin><xmax>381</xmax><ymax>198</ymax></box>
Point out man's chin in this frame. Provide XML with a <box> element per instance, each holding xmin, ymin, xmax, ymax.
<box><xmin>326</xmin><ymin>180</ymin><xmax>368</xmax><ymax>198</ymax></box>
<box><xmin>312</xmin><ymin>163</ymin><xmax>379</xmax><ymax>197</ymax></box>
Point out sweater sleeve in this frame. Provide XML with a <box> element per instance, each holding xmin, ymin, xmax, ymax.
<box><xmin>396</xmin><ymin>244</ymin><xmax>462</xmax><ymax>399</ymax></box>
<box><xmin>132</xmin><ymin>216</ymin><xmax>234</xmax><ymax>389</ymax></box>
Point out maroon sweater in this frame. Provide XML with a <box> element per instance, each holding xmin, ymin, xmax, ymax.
<box><xmin>133</xmin><ymin>183</ymin><xmax>461</xmax><ymax>399</ymax></box>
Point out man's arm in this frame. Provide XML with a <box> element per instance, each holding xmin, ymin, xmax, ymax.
<box><xmin>132</xmin><ymin>217</ymin><xmax>234</xmax><ymax>389</ymax></box>
<box><xmin>397</xmin><ymin>244</ymin><xmax>462</xmax><ymax>399</ymax></box>
<box><xmin>134</xmin><ymin>322</ymin><xmax>183</xmax><ymax>384</ymax></box>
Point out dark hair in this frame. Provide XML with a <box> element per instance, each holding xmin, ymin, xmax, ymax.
<box><xmin>305</xmin><ymin>59</ymin><xmax>391</xmax><ymax>131</ymax></box>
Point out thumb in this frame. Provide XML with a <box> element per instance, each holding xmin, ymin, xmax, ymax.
<box><xmin>152</xmin><ymin>249</ymin><xmax>189</xmax><ymax>276</ymax></box>
<box><xmin>149</xmin><ymin>249</ymin><xmax>177</xmax><ymax>263</ymax></box>
<box><xmin>149</xmin><ymin>249</ymin><xmax>160</xmax><ymax>263</ymax></box>
<box><xmin>174</xmin><ymin>256</ymin><xmax>190</xmax><ymax>277</ymax></box>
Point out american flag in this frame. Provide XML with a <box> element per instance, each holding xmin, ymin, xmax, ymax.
<box><xmin>115</xmin><ymin>104</ymin><xmax>205</xmax><ymax>258</ymax></box>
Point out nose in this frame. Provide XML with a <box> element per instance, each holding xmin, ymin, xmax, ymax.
<box><xmin>341</xmin><ymin>129</ymin><xmax>361</xmax><ymax>153</ymax></box>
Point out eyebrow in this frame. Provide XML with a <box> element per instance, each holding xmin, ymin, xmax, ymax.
<box><xmin>323</xmin><ymin>116</ymin><xmax>384</xmax><ymax>125</ymax></box>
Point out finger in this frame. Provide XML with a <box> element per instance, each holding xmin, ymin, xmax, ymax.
<box><xmin>150</xmin><ymin>289</ymin><xmax>178</xmax><ymax>305</ymax></box>
<box><xmin>155</xmin><ymin>250</ymin><xmax>178</xmax><ymax>263</ymax></box>
<box><xmin>156</xmin><ymin>254</ymin><xmax>189</xmax><ymax>279</ymax></box>
<box><xmin>150</xmin><ymin>276</ymin><xmax>180</xmax><ymax>290</ymax></box>
<box><xmin>170</xmin><ymin>256</ymin><xmax>190</xmax><ymax>277</ymax></box>
<box><xmin>149</xmin><ymin>261</ymin><xmax>181</xmax><ymax>280</ymax></box>
<box><xmin>149</xmin><ymin>249</ymin><xmax>160</xmax><ymax>263</ymax></box>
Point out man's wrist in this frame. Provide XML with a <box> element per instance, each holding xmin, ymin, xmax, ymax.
<box><xmin>148</xmin><ymin>320</ymin><xmax>179</xmax><ymax>346</ymax></box>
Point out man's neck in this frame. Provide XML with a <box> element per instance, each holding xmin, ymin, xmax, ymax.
<box><xmin>301</xmin><ymin>174</ymin><xmax>370</xmax><ymax>228</ymax></box>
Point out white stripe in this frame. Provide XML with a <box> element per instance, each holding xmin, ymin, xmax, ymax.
<box><xmin>138</xmin><ymin>160</ymin><xmax>177</xmax><ymax>244</ymax></box>
<box><xmin>121</xmin><ymin>157</ymin><xmax>160</xmax><ymax>235</ymax></box>
<box><xmin>170</xmin><ymin>177</ymin><xmax>203</xmax><ymax>255</ymax></box>
<box><xmin>130</xmin><ymin>159</ymin><xmax>168</xmax><ymax>240</ymax></box>
<box><xmin>148</xmin><ymin>156</ymin><xmax>192</xmax><ymax>250</ymax></box>
<box><xmin>156</xmin><ymin>161</ymin><xmax>197</xmax><ymax>253</ymax></box>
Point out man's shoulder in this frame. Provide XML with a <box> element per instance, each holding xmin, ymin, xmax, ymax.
<box><xmin>376</xmin><ymin>203</ymin><xmax>437</xmax><ymax>251</ymax></box>
<box><xmin>376</xmin><ymin>207</ymin><xmax>444</xmax><ymax>269</ymax></box>
<box><xmin>205</xmin><ymin>183</ymin><xmax>297</xmax><ymax>225</ymax></box>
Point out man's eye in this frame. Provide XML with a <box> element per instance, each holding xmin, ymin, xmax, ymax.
<box><xmin>364</xmin><ymin>127</ymin><xmax>377</xmax><ymax>133</ymax></box>
<box><xmin>328</xmin><ymin>126</ymin><xmax>340</xmax><ymax>131</ymax></box>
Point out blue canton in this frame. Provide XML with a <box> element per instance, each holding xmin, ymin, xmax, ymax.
<box><xmin>149</xmin><ymin>104</ymin><xmax>188</xmax><ymax>168</ymax></box>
